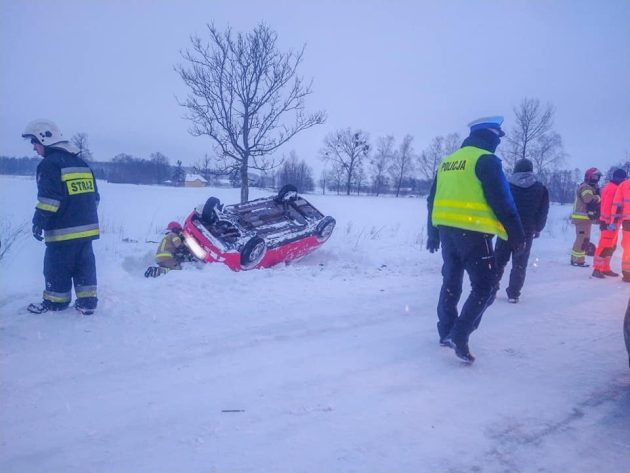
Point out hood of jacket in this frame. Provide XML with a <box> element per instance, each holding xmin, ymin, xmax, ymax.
<box><xmin>509</xmin><ymin>171</ymin><xmax>537</xmax><ymax>188</ymax></box>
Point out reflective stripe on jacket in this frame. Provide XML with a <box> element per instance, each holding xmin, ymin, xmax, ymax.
<box><xmin>570</xmin><ymin>182</ymin><xmax>600</xmax><ymax>222</ymax></box>
<box><xmin>155</xmin><ymin>232</ymin><xmax>183</xmax><ymax>264</ymax></box>
<box><xmin>613</xmin><ymin>180</ymin><xmax>630</xmax><ymax>222</ymax></box>
<box><xmin>432</xmin><ymin>146</ymin><xmax>507</xmax><ymax>240</ymax></box>
<box><xmin>599</xmin><ymin>181</ymin><xmax>620</xmax><ymax>224</ymax></box>
<box><xmin>34</xmin><ymin>148</ymin><xmax>100</xmax><ymax>245</ymax></box>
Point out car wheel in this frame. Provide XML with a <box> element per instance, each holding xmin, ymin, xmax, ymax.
<box><xmin>202</xmin><ymin>197</ymin><xmax>221</xmax><ymax>224</ymax></box>
<box><xmin>316</xmin><ymin>216</ymin><xmax>336</xmax><ymax>242</ymax></box>
<box><xmin>240</xmin><ymin>236</ymin><xmax>267</xmax><ymax>270</ymax></box>
<box><xmin>276</xmin><ymin>184</ymin><xmax>298</xmax><ymax>202</ymax></box>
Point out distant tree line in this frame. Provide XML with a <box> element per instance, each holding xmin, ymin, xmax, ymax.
<box><xmin>1</xmin><ymin>96</ymin><xmax>627</xmax><ymax>203</ymax></box>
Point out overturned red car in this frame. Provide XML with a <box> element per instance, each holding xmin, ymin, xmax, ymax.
<box><xmin>182</xmin><ymin>185</ymin><xmax>336</xmax><ymax>271</ymax></box>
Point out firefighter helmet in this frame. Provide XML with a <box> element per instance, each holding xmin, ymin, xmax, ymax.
<box><xmin>22</xmin><ymin>119</ymin><xmax>65</xmax><ymax>146</ymax></box>
<box><xmin>167</xmin><ymin>221</ymin><xmax>182</xmax><ymax>233</ymax></box>
<box><xmin>584</xmin><ymin>167</ymin><xmax>602</xmax><ymax>183</ymax></box>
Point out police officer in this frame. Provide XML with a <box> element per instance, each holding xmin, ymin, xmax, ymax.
<box><xmin>427</xmin><ymin>116</ymin><xmax>525</xmax><ymax>362</ymax></box>
<box><xmin>22</xmin><ymin>119</ymin><xmax>100</xmax><ymax>315</ymax></box>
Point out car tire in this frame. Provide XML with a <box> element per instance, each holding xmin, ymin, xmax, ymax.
<box><xmin>202</xmin><ymin>197</ymin><xmax>221</xmax><ymax>224</ymax></box>
<box><xmin>240</xmin><ymin>236</ymin><xmax>266</xmax><ymax>270</ymax></box>
<box><xmin>276</xmin><ymin>184</ymin><xmax>298</xmax><ymax>203</ymax></box>
<box><xmin>315</xmin><ymin>216</ymin><xmax>336</xmax><ymax>242</ymax></box>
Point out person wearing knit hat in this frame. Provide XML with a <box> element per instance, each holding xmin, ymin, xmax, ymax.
<box><xmin>610</xmin><ymin>169</ymin><xmax>630</xmax><ymax>282</ymax></box>
<box><xmin>592</xmin><ymin>168</ymin><xmax>627</xmax><ymax>278</ymax></box>
<box><xmin>493</xmin><ymin>158</ymin><xmax>549</xmax><ymax>303</ymax></box>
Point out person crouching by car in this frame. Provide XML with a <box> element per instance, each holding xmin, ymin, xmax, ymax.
<box><xmin>145</xmin><ymin>221</ymin><xmax>186</xmax><ymax>277</ymax></box>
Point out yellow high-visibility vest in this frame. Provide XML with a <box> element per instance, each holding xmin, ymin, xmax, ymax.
<box><xmin>432</xmin><ymin>146</ymin><xmax>507</xmax><ymax>240</ymax></box>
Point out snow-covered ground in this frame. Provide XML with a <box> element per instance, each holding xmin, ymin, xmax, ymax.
<box><xmin>1</xmin><ymin>175</ymin><xmax>628</xmax><ymax>473</ymax></box>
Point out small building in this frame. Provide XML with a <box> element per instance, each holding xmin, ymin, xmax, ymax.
<box><xmin>185</xmin><ymin>173</ymin><xmax>208</xmax><ymax>188</ymax></box>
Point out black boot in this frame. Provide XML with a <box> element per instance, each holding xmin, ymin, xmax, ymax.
<box><xmin>602</xmin><ymin>270</ymin><xmax>619</xmax><ymax>277</ymax></box>
<box><xmin>591</xmin><ymin>269</ymin><xmax>606</xmax><ymax>279</ymax></box>
<box><xmin>571</xmin><ymin>260</ymin><xmax>589</xmax><ymax>267</ymax></box>
<box><xmin>27</xmin><ymin>302</ymin><xmax>49</xmax><ymax>314</ymax></box>
<box><xmin>454</xmin><ymin>343</ymin><xmax>476</xmax><ymax>363</ymax></box>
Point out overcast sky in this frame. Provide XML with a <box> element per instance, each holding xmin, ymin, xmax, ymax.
<box><xmin>1</xmin><ymin>0</ymin><xmax>629</xmax><ymax>176</ymax></box>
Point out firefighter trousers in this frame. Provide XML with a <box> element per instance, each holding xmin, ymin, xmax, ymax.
<box><xmin>43</xmin><ymin>240</ymin><xmax>98</xmax><ymax>310</ymax></box>
<box><xmin>571</xmin><ymin>221</ymin><xmax>592</xmax><ymax>264</ymax></box>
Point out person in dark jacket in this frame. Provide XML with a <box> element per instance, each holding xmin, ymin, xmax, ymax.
<box><xmin>22</xmin><ymin>119</ymin><xmax>100</xmax><ymax>315</ymax></box>
<box><xmin>427</xmin><ymin>116</ymin><xmax>525</xmax><ymax>363</ymax></box>
<box><xmin>493</xmin><ymin>158</ymin><xmax>549</xmax><ymax>303</ymax></box>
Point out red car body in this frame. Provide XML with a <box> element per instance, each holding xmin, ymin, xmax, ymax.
<box><xmin>182</xmin><ymin>186</ymin><xmax>335</xmax><ymax>271</ymax></box>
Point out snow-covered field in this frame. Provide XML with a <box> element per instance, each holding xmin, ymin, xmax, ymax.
<box><xmin>1</xmin><ymin>175</ymin><xmax>628</xmax><ymax>473</ymax></box>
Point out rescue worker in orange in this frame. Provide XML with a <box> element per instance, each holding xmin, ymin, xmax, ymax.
<box><xmin>592</xmin><ymin>168</ymin><xmax>627</xmax><ymax>278</ymax></box>
<box><xmin>570</xmin><ymin>168</ymin><xmax>602</xmax><ymax>266</ymax></box>
<box><xmin>612</xmin><ymin>172</ymin><xmax>630</xmax><ymax>282</ymax></box>
<box><xmin>144</xmin><ymin>221</ymin><xmax>186</xmax><ymax>277</ymax></box>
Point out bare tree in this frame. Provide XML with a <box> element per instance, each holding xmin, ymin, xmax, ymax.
<box><xmin>320</xmin><ymin>128</ymin><xmax>370</xmax><ymax>195</ymax></box>
<box><xmin>370</xmin><ymin>135</ymin><xmax>395</xmax><ymax>196</ymax></box>
<box><xmin>353</xmin><ymin>163</ymin><xmax>366</xmax><ymax>195</ymax></box>
<box><xmin>530</xmin><ymin>132</ymin><xmax>566</xmax><ymax>180</ymax></box>
<box><xmin>193</xmin><ymin>154</ymin><xmax>214</xmax><ymax>184</ymax></box>
<box><xmin>389</xmin><ymin>134</ymin><xmax>415</xmax><ymax>197</ymax></box>
<box><xmin>417</xmin><ymin>133</ymin><xmax>461</xmax><ymax>180</ymax></box>
<box><xmin>176</xmin><ymin>23</ymin><xmax>326</xmax><ymax>202</ymax></box>
<box><xmin>172</xmin><ymin>160</ymin><xmax>186</xmax><ymax>186</ymax></box>
<box><xmin>277</xmin><ymin>150</ymin><xmax>314</xmax><ymax>192</ymax></box>
<box><xmin>318</xmin><ymin>170</ymin><xmax>327</xmax><ymax>195</ymax></box>
<box><xmin>544</xmin><ymin>168</ymin><xmax>581</xmax><ymax>204</ymax></box>
<box><xmin>323</xmin><ymin>163</ymin><xmax>346</xmax><ymax>195</ymax></box>
<box><xmin>149</xmin><ymin>152</ymin><xmax>171</xmax><ymax>184</ymax></box>
<box><xmin>71</xmin><ymin>133</ymin><xmax>93</xmax><ymax>161</ymax></box>
<box><xmin>504</xmin><ymin>97</ymin><xmax>564</xmax><ymax>173</ymax></box>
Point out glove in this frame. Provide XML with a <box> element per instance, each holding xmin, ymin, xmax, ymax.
<box><xmin>533</xmin><ymin>231</ymin><xmax>540</xmax><ymax>239</ymax></box>
<box><xmin>32</xmin><ymin>224</ymin><xmax>43</xmax><ymax>241</ymax></box>
<box><xmin>426</xmin><ymin>237</ymin><xmax>440</xmax><ymax>253</ymax></box>
<box><xmin>606</xmin><ymin>223</ymin><xmax>616</xmax><ymax>231</ymax></box>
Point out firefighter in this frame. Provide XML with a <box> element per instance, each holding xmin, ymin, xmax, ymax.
<box><xmin>612</xmin><ymin>173</ymin><xmax>630</xmax><ymax>282</ymax></box>
<box><xmin>592</xmin><ymin>168</ymin><xmax>627</xmax><ymax>278</ymax></box>
<box><xmin>427</xmin><ymin>116</ymin><xmax>525</xmax><ymax>363</ymax></box>
<box><xmin>22</xmin><ymin>120</ymin><xmax>100</xmax><ymax>315</ymax></box>
<box><xmin>570</xmin><ymin>168</ymin><xmax>602</xmax><ymax>266</ymax></box>
<box><xmin>145</xmin><ymin>221</ymin><xmax>186</xmax><ymax>277</ymax></box>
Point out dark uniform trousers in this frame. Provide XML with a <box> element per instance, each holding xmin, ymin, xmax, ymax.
<box><xmin>437</xmin><ymin>226</ymin><xmax>497</xmax><ymax>345</ymax></box>
<box><xmin>494</xmin><ymin>235</ymin><xmax>534</xmax><ymax>299</ymax></box>
<box><xmin>44</xmin><ymin>240</ymin><xmax>97</xmax><ymax>310</ymax></box>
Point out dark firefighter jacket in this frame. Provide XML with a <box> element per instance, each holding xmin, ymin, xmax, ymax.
<box><xmin>33</xmin><ymin>147</ymin><xmax>100</xmax><ymax>245</ymax></box>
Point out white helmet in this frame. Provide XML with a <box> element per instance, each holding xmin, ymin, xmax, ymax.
<box><xmin>22</xmin><ymin>119</ymin><xmax>65</xmax><ymax>146</ymax></box>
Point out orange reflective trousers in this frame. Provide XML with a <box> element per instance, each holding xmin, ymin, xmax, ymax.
<box><xmin>593</xmin><ymin>226</ymin><xmax>619</xmax><ymax>272</ymax></box>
